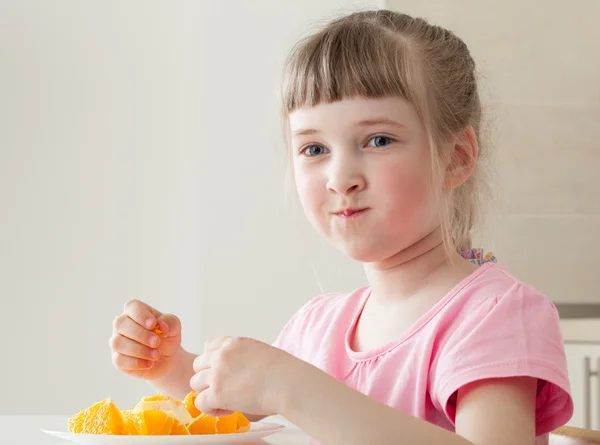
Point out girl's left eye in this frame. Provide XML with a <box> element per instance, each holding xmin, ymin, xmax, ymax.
<box><xmin>366</xmin><ymin>136</ymin><xmax>394</xmax><ymax>148</ymax></box>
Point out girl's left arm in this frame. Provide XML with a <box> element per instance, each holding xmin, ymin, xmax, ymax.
<box><xmin>191</xmin><ymin>337</ymin><xmax>537</xmax><ymax>445</ymax></box>
<box><xmin>279</xmin><ymin>357</ymin><xmax>537</xmax><ymax>445</ymax></box>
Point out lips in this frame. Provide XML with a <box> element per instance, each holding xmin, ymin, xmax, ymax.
<box><xmin>334</xmin><ymin>207</ymin><xmax>369</xmax><ymax>218</ymax></box>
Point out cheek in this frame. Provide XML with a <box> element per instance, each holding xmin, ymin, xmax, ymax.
<box><xmin>293</xmin><ymin>166</ymin><xmax>325</xmax><ymax>219</ymax></box>
<box><xmin>376</xmin><ymin>158</ymin><xmax>437</xmax><ymax>220</ymax></box>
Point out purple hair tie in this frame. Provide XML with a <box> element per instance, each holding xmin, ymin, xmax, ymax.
<box><xmin>460</xmin><ymin>248</ymin><xmax>497</xmax><ymax>266</ymax></box>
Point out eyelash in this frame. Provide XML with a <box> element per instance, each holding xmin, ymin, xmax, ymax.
<box><xmin>299</xmin><ymin>135</ymin><xmax>396</xmax><ymax>157</ymax></box>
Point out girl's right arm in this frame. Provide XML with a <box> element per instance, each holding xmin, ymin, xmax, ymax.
<box><xmin>110</xmin><ymin>299</ymin><xmax>265</xmax><ymax>422</ymax></box>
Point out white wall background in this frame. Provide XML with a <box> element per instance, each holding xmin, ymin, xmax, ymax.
<box><xmin>0</xmin><ymin>0</ymin><xmax>380</xmax><ymax>415</ymax></box>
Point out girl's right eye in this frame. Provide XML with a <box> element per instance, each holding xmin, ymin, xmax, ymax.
<box><xmin>300</xmin><ymin>144</ymin><xmax>329</xmax><ymax>157</ymax></box>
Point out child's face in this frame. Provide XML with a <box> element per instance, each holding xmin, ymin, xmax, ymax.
<box><xmin>289</xmin><ymin>96</ymin><xmax>442</xmax><ymax>263</ymax></box>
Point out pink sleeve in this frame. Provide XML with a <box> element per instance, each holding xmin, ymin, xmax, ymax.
<box><xmin>430</xmin><ymin>282</ymin><xmax>574</xmax><ymax>436</ymax></box>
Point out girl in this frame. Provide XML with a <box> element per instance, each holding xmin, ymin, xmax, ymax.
<box><xmin>109</xmin><ymin>9</ymin><xmax>573</xmax><ymax>445</ymax></box>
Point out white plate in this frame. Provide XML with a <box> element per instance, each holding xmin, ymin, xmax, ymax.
<box><xmin>42</xmin><ymin>422</ymin><xmax>285</xmax><ymax>444</ymax></box>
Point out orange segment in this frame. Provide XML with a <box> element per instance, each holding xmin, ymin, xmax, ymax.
<box><xmin>216</xmin><ymin>414</ymin><xmax>238</xmax><ymax>434</ymax></box>
<box><xmin>121</xmin><ymin>410</ymin><xmax>172</xmax><ymax>435</ymax></box>
<box><xmin>141</xmin><ymin>410</ymin><xmax>169</xmax><ymax>435</ymax></box>
<box><xmin>183</xmin><ymin>391</ymin><xmax>201</xmax><ymax>418</ymax></box>
<box><xmin>140</xmin><ymin>394</ymin><xmax>174</xmax><ymax>403</ymax></box>
<box><xmin>160</xmin><ymin>415</ymin><xmax>175</xmax><ymax>435</ymax></box>
<box><xmin>68</xmin><ymin>398</ymin><xmax>124</xmax><ymax>435</ymax></box>
<box><xmin>121</xmin><ymin>409</ymin><xmax>138</xmax><ymax>435</ymax></box>
<box><xmin>170</xmin><ymin>418</ymin><xmax>191</xmax><ymax>435</ymax></box>
<box><xmin>187</xmin><ymin>413</ymin><xmax>216</xmax><ymax>435</ymax></box>
<box><xmin>134</xmin><ymin>395</ymin><xmax>193</xmax><ymax>425</ymax></box>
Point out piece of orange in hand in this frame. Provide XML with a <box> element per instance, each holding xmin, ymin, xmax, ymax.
<box><xmin>236</xmin><ymin>412</ymin><xmax>251</xmax><ymax>431</ymax></box>
<box><xmin>183</xmin><ymin>391</ymin><xmax>201</xmax><ymax>418</ymax></box>
<box><xmin>68</xmin><ymin>398</ymin><xmax>124</xmax><ymax>435</ymax></box>
<box><xmin>187</xmin><ymin>413</ymin><xmax>216</xmax><ymax>435</ymax></box>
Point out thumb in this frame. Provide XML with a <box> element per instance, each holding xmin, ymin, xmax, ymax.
<box><xmin>157</xmin><ymin>313</ymin><xmax>181</xmax><ymax>338</ymax></box>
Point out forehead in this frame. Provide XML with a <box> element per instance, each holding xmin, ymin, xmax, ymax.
<box><xmin>288</xmin><ymin>96</ymin><xmax>421</xmax><ymax>131</ymax></box>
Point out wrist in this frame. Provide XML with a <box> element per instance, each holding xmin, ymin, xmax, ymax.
<box><xmin>154</xmin><ymin>346</ymin><xmax>189</xmax><ymax>382</ymax></box>
<box><xmin>148</xmin><ymin>346</ymin><xmax>196</xmax><ymax>400</ymax></box>
<box><xmin>269</xmin><ymin>351</ymin><xmax>311</xmax><ymax>416</ymax></box>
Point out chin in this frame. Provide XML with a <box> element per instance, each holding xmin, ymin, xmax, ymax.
<box><xmin>333</xmin><ymin>240</ymin><xmax>392</xmax><ymax>263</ymax></box>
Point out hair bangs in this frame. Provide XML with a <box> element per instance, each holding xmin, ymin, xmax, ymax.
<box><xmin>281</xmin><ymin>22</ymin><xmax>416</xmax><ymax>115</ymax></box>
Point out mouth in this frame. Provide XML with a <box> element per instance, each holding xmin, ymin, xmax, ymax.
<box><xmin>333</xmin><ymin>207</ymin><xmax>369</xmax><ymax>219</ymax></box>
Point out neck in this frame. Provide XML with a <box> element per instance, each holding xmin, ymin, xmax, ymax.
<box><xmin>363</xmin><ymin>227</ymin><xmax>471</xmax><ymax>303</ymax></box>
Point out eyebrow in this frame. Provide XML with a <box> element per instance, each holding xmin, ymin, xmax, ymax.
<box><xmin>356</xmin><ymin>118</ymin><xmax>406</xmax><ymax>129</ymax></box>
<box><xmin>292</xmin><ymin>128</ymin><xmax>320</xmax><ymax>137</ymax></box>
<box><xmin>292</xmin><ymin>118</ymin><xmax>406</xmax><ymax>137</ymax></box>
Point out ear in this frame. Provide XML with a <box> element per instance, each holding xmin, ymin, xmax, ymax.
<box><xmin>444</xmin><ymin>126</ymin><xmax>478</xmax><ymax>190</ymax></box>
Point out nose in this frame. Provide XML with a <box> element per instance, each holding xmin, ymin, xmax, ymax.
<box><xmin>326</xmin><ymin>155</ymin><xmax>366</xmax><ymax>196</ymax></box>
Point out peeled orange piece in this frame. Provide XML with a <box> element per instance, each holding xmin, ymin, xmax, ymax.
<box><xmin>160</xmin><ymin>415</ymin><xmax>175</xmax><ymax>435</ymax></box>
<box><xmin>187</xmin><ymin>413</ymin><xmax>216</xmax><ymax>435</ymax></box>
<box><xmin>68</xmin><ymin>398</ymin><xmax>124</xmax><ymax>435</ymax></box>
<box><xmin>121</xmin><ymin>409</ymin><xmax>139</xmax><ymax>435</ymax></box>
<box><xmin>183</xmin><ymin>391</ymin><xmax>201</xmax><ymax>418</ymax></box>
<box><xmin>123</xmin><ymin>409</ymin><xmax>173</xmax><ymax>435</ymax></box>
<box><xmin>170</xmin><ymin>418</ymin><xmax>191</xmax><ymax>435</ymax></box>
<box><xmin>140</xmin><ymin>394</ymin><xmax>173</xmax><ymax>403</ymax></box>
<box><xmin>216</xmin><ymin>413</ymin><xmax>238</xmax><ymax>434</ymax></box>
<box><xmin>141</xmin><ymin>410</ymin><xmax>171</xmax><ymax>435</ymax></box>
<box><xmin>134</xmin><ymin>394</ymin><xmax>193</xmax><ymax>425</ymax></box>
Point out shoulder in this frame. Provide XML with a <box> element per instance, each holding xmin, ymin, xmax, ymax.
<box><xmin>431</xmin><ymin>264</ymin><xmax>573</xmax><ymax>435</ymax></box>
<box><xmin>448</xmin><ymin>262</ymin><xmax>559</xmax><ymax>322</ymax></box>
<box><xmin>431</xmin><ymin>263</ymin><xmax>563</xmax><ymax>359</ymax></box>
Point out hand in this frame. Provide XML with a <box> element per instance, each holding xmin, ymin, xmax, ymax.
<box><xmin>190</xmin><ymin>336</ymin><xmax>296</xmax><ymax>417</ymax></box>
<box><xmin>109</xmin><ymin>299</ymin><xmax>182</xmax><ymax>381</ymax></box>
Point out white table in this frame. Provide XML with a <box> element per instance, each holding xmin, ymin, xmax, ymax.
<box><xmin>0</xmin><ymin>415</ymin><xmax>312</xmax><ymax>445</ymax></box>
<box><xmin>1</xmin><ymin>415</ymin><xmax>588</xmax><ymax>445</ymax></box>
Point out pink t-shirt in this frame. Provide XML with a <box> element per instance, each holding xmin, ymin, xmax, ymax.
<box><xmin>273</xmin><ymin>262</ymin><xmax>573</xmax><ymax>444</ymax></box>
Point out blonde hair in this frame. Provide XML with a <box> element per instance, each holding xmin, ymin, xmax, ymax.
<box><xmin>280</xmin><ymin>9</ymin><xmax>491</xmax><ymax>256</ymax></box>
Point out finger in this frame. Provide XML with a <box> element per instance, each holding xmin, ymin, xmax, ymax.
<box><xmin>112</xmin><ymin>352</ymin><xmax>153</xmax><ymax>371</ymax></box>
<box><xmin>157</xmin><ymin>313</ymin><xmax>181</xmax><ymax>338</ymax></box>
<box><xmin>113</xmin><ymin>315</ymin><xmax>161</xmax><ymax>348</ymax></box>
<box><xmin>189</xmin><ymin>368</ymin><xmax>212</xmax><ymax>394</ymax></box>
<box><xmin>192</xmin><ymin>352</ymin><xmax>212</xmax><ymax>373</ymax></box>
<box><xmin>194</xmin><ymin>388</ymin><xmax>230</xmax><ymax>417</ymax></box>
<box><xmin>194</xmin><ymin>386</ymin><xmax>215</xmax><ymax>415</ymax></box>
<box><xmin>123</xmin><ymin>299</ymin><xmax>162</xmax><ymax>330</ymax></box>
<box><xmin>110</xmin><ymin>334</ymin><xmax>160</xmax><ymax>361</ymax></box>
<box><xmin>204</xmin><ymin>336</ymin><xmax>231</xmax><ymax>351</ymax></box>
